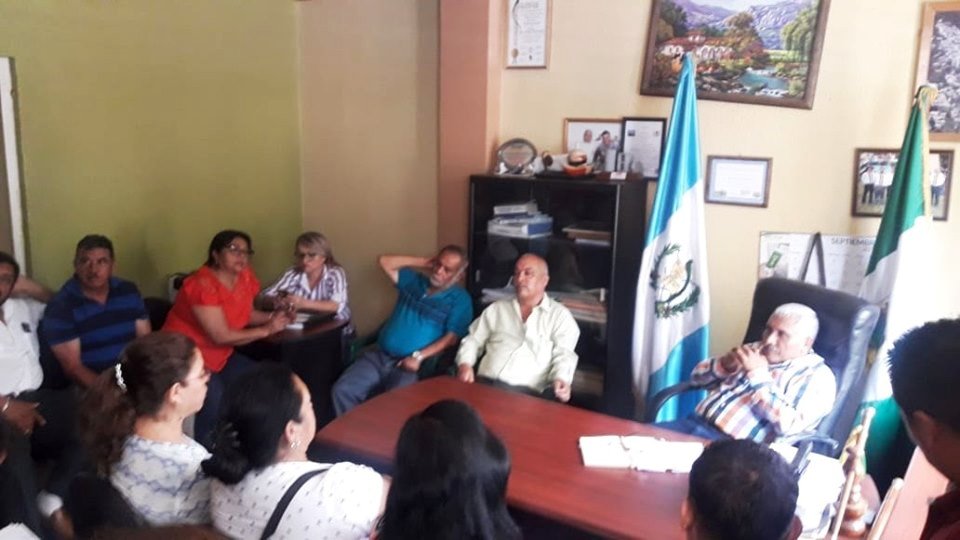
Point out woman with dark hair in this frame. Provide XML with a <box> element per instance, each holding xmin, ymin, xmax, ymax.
<box><xmin>163</xmin><ymin>229</ymin><xmax>293</xmax><ymax>446</ymax></box>
<box><xmin>260</xmin><ymin>231</ymin><xmax>352</xmax><ymax>323</ymax></box>
<box><xmin>78</xmin><ymin>332</ymin><xmax>212</xmax><ymax>525</ymax></box>
<box><xmin>204</xmin><ymin>364</ymin><xmax>386</xmax><ymax>539</ymax></box>
<box><xmin>378</xmin><ymin>400</ymin><xmax>520</xmax><ymax>540</ymax></box>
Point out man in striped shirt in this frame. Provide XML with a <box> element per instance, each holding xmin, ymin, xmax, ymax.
<box><xmin>41</xmin><ymin>235</ymin><xmax>150</xmax><ymax>388</ymax></box>
<box><xmin>657</xmin><ymin>303</ymin><xmax>836</xmax><ymax>443</ymax></box>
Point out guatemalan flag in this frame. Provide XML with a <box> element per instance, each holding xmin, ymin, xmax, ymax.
<box><xmin>632</xmin><ymin>53</ymin><xmax>710</xmax><ymax>422</ymax></box>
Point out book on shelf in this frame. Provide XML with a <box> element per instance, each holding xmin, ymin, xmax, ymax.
<box><xmin>562</xmin><ymin>222</ymin><xmax>612</xmax><ymax>242</ymax></box>
<box><xmin>493</xmin><ymin>201</ymin><xmax>538</xmax><ymax>216</ymax></box>
<box><xmin>487</xmin><ymin>213</ymin><xmax>553</xmax><ymax>238</ymax></box>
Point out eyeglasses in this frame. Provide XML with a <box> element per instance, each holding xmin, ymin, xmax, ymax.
<box><xmin>432</xmin><ymin>260</ymin><xmax>462</xmax><ymax>275</ymax></box>
<box><xmin>224</xmin><ymin>244</ymin><xmax>255</xmax><ymax>257</ymax></box>
<box><xmin>294</xmin><ymin>251</ymin><xmax>321</xmax><ymax>260</ymax></box>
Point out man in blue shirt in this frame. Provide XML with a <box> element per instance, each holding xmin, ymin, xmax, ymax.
<box><xmin>332</xmin><ymin>245</ymin><xmax>473</xmax><ymax>416</ymax></box>
<box><xmin>41</xmin><ymin>235</ymin><xmax>150</xmax><ymax>388</ymax></box>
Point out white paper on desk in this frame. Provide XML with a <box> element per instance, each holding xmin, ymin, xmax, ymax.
<box><xmin>579</xmin><ymin>436</ymin><xmax>704</xmax><ymax>473</ymax></box>
<box><xmin>770</xmin><ymin>443</ymin><xmax>845</xmax><ymax>536</ymax></box>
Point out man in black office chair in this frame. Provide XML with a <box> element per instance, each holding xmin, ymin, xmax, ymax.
<box><xmin>657</xmin><ymin>303</ymin><xmax>836</xmax><ymax>443</ymax></box>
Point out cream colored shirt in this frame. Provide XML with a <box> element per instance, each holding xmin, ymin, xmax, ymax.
<box><xmin>0</xmin><ymin>297</ymin><xmax>45</xmax><ymax>396</ymax></box>
<box><xmin>456</xmin><ymin>296</ymin><xmax>580</xmax><ymax>391</ymax></box>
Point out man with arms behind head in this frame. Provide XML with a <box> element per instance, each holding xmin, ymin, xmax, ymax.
<box><xmin>888</xmin><ymin>318</ymin><xmax>960</xmax><ymax>540</ymax></box>
<box><xmin>41</xmin><ymin>235</ymin><xmax>150</xmax><ymax>388</ymax></box>
<box><xmin>683</xmin><ymin>439</ymin><xmax>799</xmax><ymax>540</ymax></box>
<box><xmin>658</xmin><ymin>303</ymin><xmax>836</xmax><ymax>443</ymax></box>
<box><xmin>332</xmin><ymin>246</ymin><xmax>473</xmax><ymax>416</ymax></box>
<box><xmin>456</xmin><ymin>254</ymin><xmax>580</xmax><ymax>402</ymax></box>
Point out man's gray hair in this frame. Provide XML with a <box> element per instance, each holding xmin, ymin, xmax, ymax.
<box><xmin>770</xmin><ymin>303</ymin><xmax>819</xmax><ymax>341</ymax></box>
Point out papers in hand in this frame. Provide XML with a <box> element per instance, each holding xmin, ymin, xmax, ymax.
<box><xmin>579</xmin><ymin>436</ymin><xmax>704</xmax><ymax>473</ymax></box>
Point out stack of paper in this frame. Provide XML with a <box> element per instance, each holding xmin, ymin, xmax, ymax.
<box><xmin>579</xmin><ymin>436</ymin><xmax>704</xmax><ymax>473</ymax></box>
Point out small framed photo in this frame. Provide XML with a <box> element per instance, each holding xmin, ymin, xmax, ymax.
<box><xmin>705</xmin><ymin>156</ymin><xmax>772</xmax><ymax>208</ymax></box>
<box><xmin>620</xmin><ymin>117</ymin><xmax>666</xmax><ymax>179</ymax></box>
<box><xmin>563</xmin><ymin>118</ymin><xmax>622</xmax><ymax>170</ymax></box>
<box><xmin>852</xmin><ymin>148</ymin><xmax>953</xmax><ymax>221</ymax></box>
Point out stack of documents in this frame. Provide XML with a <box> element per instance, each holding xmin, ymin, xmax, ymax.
<box><xmin>488</xmin><ymin>201</ymin><xmax>553</xmax><ymax>238</ymax></box>
<box><xmin>579</xmin><ymin>435</ymin><xmax>704</xmax><ymax>473</ymax></box>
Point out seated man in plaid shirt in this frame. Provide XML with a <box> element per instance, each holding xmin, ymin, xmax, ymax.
<box><xmin>657</xmin><ymin>303</ymin><xmax>836</xmax><ymax>443</ymax></box>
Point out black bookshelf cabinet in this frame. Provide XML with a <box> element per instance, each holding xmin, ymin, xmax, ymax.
<box><xmin>467</xmin><ymin>174</ymin><xmax>648</xmax><ymax>418</ymax></box>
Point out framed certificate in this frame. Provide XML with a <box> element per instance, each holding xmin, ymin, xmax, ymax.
<box><xmin>705</xmin><ymin>156</ymin><xmax>772</xmax><ymax>208</ymax></box>
<box><xmin>506</xmin><ymin>0</ymin><xmax>550</xmax><ymax>68</ymax></box>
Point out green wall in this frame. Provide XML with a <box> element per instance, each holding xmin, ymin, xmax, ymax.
<box><xmin>0</xmin><ymin>1</ymin><xmax>302</xmax><ymax>296</ymax></box>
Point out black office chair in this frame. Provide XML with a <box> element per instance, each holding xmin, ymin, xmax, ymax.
<box><xmin>143</xmin><ymin>297</ymin><xmax>173</xmax><ymax>331</ymax></box>
<box><xmin>645</xmin><ymin>277</ymin><xmax>880</xmax><ymax>457</ymax></box>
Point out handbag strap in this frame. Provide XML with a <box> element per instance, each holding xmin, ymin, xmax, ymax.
<box><xmin>260</xmin><ymin>465</ymin><xmax>330</xmax><ymax>540</ymax></box>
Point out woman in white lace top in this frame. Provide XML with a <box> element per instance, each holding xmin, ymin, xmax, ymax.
<box><xmin>79</xmin><ymin>332</ymin><xmax>212</xmax><ymax>525</ymax></box>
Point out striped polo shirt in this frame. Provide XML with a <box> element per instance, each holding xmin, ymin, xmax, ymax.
<box><xmin>42</xmin><ymin>276</ymin><xmax>148</xmax><ymax>372</ymax></box>
<box><xmin>691</xmin><ymin>351</ymin><xmax>837</xmax><ymax>443</ymax></box>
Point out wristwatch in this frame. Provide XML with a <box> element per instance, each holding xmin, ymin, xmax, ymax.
<box><xmin>412</xmin><ymin>350</ymin><xmax>424</xmax><ymax>362</ymax></box>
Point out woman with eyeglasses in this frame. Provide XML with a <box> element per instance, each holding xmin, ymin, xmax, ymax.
<box><xmin>163</xmin><ymin>229</ymin><xmax>293</xmax><ymax>447</ymax></box>
<box><xmin>79</xmin><ymin>332</ymin><xmax>213</xmax><ymax>525</ymax></box>
<box><xmin>260</xmin><ymin>231</ymin><xmax>352</xmax><ymax>325</ymax></box>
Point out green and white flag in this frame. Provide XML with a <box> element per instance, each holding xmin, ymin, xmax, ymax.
<box><xmin>859</xmin><ymin>86</ymin><xmax>936</xmax><ymax>478</ymax></box>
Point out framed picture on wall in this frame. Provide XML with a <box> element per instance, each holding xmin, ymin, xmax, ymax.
<box><xmin>563</xmin><ymin>118</ymin><xmax>622</xmax><ymax>171</ymax></box>
<box><xmin>704</xmin><ymin>156</ymin><xmax>772</xmax><ymax>207</ymax></box>
<box><xmin>916</xmin><ymin>3</ymin><xmax>960</xmax><ymax>141</ymax></box>
<box><xmin>640</xmin><ymin>0</ymin><xmax>831</xmax><ymax>109</ymax></box>
<box><xmin>506</xmin><ymin>0</ymin><xmax>551</xmax><ymax>68</ymax></box>
<box><xmin>852</xmin><ymin>148</ymin><xmax>953</xmax><ymax>221</ymax></box>
<box><xmin>620</xmin><ymin>117</ymin><xmax>666</xmax><ymax>179</ymax></box>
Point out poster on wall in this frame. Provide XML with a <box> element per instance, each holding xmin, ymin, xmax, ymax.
<box><xmin>640</xmin><ymin>0</ymin><xmax>831</xmax><ymax>109</ymax></box>
<box><xmin>758</xmin><ymin>232</ymin><xmax>874</xmax><ymax>295</ymax></box>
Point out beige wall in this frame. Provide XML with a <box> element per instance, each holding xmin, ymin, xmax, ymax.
<box><xmin>0</xmin><ymin>1</ymin><xmax>302</xmax><ymax>296</ymax></box>
<box><xmin>298</xmin><ymin>0</ymin><xmax>439</xmax><ymax>333</ymax></box>
<box><xmin>499</xmin><ymin>0</ymin><xmax>960</xmax><ymax>353</ymax></box>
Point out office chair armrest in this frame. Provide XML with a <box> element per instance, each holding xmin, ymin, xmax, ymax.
<box><xmin>780</xmin><ymin>433</ymin><xmax>840</xmax><ymax>477</ymax></box>
<box><xmin>644</xmin><ymin>380</ymin><xmax>702</xmax><ymax>423</ymax></box>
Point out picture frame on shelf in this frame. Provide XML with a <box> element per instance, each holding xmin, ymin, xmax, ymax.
<box><xmin>705</xmin><ymin>156</ymin><xmax>772</xmax><ymax>208</ymax></box>
<box><xmin>506</xmin><ymin>0</ymin><xmax>551</xmax><ymax>69</ymax></box>
<box><xmin>852</xmin><ymin>148</ymin><xmax>952</xmax><ymax>221</ymax></box>
<box><xmin>563</xmin><ymin>118</ymin><xmax>622</xmax><ymax>172</ymax></box>
<box><xmin>916</xmin><ymin>3</ymin><xmax>960</xmax><ymax>141</ymax></box>
<box><xmin>620</xmin><ymin>117</ymin><xmax>666</xmax><ymax>179</ymax></box>
<box><xmin>639</xmin><ymin>0</ymin><xmax>831</xmax><ymax>109</ymax></box>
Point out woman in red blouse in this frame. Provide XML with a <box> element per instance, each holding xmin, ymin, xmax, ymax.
<box><xmin>163</xmin><ymin>229</ymin><xmax>292</xmax><ymax>446</ymax></box>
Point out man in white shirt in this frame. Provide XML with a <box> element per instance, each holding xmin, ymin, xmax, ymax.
<box><xmin>0</xmin><ymin>252</ymin><xmax>78</xmax><ymax>537</ymax></box>
<box><xmin>456</xmin><ymin>254</ymin><xmax>580</xmax><ymax>402</ymax></box>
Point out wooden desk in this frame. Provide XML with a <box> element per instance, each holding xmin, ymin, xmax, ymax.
<box><xmin>315</xmin><ymin>377</ymin><xmax>703</xmax><ymax>539</ymax></box>
<box><xmin>240</xmin><ymin>316</ymin><xmax>349</xmax><ymax>427</ymax></box>
<box><xmin>877</xmin><ymin>448</ymin><xmax>949</xmax><ymax>539</ymax></box>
